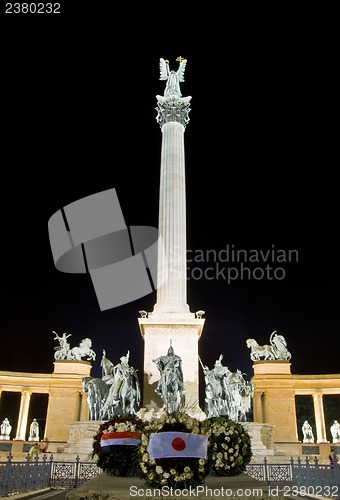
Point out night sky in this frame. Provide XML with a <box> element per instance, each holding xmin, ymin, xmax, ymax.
<box><xmin>1</xmin><ymin>17</ymin><xmax>339</xmax><ymax>410</ymax></box>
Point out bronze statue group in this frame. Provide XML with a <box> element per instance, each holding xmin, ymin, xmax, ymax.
<box><xmin>81</xmin><ymin>341</ymin><xmax>254</xmax><ymax>422</ymax></box>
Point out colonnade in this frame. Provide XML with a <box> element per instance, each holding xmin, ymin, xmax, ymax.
<box><xmin>252</xmin><ymin>361</ymin><xmax>340</xmax><ymax>444</ymax></box>
<box><xmin>0</xmin><ymin>360</ymin><xmax>91</xmax><ymax>444</ymax></box>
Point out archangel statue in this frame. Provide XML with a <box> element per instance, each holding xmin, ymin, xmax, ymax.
<box><xmin>156</xmin><ymin>57</ymin><xmax>192</xmax><ymax>127</ymax></box>
<box><xmin>158</xmin><ymin>57</ymin><xmax>188</xmax><ymax>99</ymax></box>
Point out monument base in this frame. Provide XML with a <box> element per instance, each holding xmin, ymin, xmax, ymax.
<box><xmin>137</xmin><ymin>403</ymin><xmax>206</xmax><ymax>422</ymax></box>
<box><xmin>57</xmin><ymin>421</ymin><xmax>101</xmax><ymax>461</ymax></box>
<box><xmin>138</xmin><ymin>316</ymin><xmax>205</xmax><ymax>411</ymax></box>
<box><xmin>242</xmin><ymin>422</ymin><xmax>276</xmax><ymax>456</ymax></box>
<box><xmin>0</xmin><ymin>435</ymin><xmax>10</xmax><ymax>441</ymax></box>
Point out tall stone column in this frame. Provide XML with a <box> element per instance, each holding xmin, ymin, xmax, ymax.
<box><xmin>138</xmin><ymin>58</ymin><xmax>205</xmax><ymax>417</ymax></box>
<box><xmin>313</xmin><ymin>391</ymin><xmax>327</xmax><ymax>443</ymax></box>
<box><xmin>153</xmin><ymin>120</ymin><xmax>190</xmax><ymax>316</ymax></box>
<box><xmin>15</xmin><ymin>390</ymin><xmax>31</xmax><ymax>440</ymax></box>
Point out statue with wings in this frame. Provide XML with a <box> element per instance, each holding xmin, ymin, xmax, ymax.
<box><xmin>159</xmin><ymin>57</ymin><xmax>188</xmax><ymax>98</ymax></box>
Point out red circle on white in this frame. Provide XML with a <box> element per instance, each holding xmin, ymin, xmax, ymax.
<box><xmin>172</xmin><ymin>437</ymin><xmax>186</xmax><ymax>451</ymax></box>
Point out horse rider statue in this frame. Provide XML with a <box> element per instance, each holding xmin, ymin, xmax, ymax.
<box><xmin>153</xmin><ymin>340</ymin><xmax>185</xmax><ymax>413</ymax></box>
<box><xmin>100</xmin><ymin>350</ymin><xmax>140</xmax><ymax>418</ymax></box>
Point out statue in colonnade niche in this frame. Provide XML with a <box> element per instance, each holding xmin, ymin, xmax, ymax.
<box><xmin>331</xmin><ymin>420</ymin><xmax>340</xmax><ymax>443</ymax></box>
<box><xmin>28</xmin><ymin>418</ymin><xmax>39</xmax><ymax>441</ymax></box>
<box><xmin>302</xmin><ymin>420</ymin><xmax>315</xmax><ymax>443</ymax></box>
<box><xmin>0</xmin><ymin>418</ymin><xmax>12</xmax><ymax>440</ymax></box>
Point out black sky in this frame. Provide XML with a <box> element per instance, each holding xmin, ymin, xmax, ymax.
<box><xmin>1</xmin><ymin>16</ymin><xmax>339</xmax><ymax>407</ymax></box>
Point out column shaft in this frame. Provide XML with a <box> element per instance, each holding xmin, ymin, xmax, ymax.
<box><xmin>15</xmin><ymin>390</ymin><xmax>31</xmax><ymax>440</ymax></box>
<box><xmin>153</xmin><ymin>121</ymin><xmax>189</xmax><ymax>315</ymax></box>
<box><xmin>313</xmin><ymin>392</ymin><xmax>327</xmax><ymax>443</ymax></box>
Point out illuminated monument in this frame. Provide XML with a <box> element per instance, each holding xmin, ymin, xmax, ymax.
<box><xmin>138</xmin><ymin>57</ymin><xmax>205</xmax><ymax>414</ymax></box>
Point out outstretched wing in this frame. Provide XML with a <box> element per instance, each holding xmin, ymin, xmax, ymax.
<box><xmin>176</xmin><ymin>59</ymin><xmax>187</xmax><ymax>82</ymax></box>
<box><xmin>159</xmin><ymin>58</ymin><xmax>169</xmax><ymax>80</ymax></box>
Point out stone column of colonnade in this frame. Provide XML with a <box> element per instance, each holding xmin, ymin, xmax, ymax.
<box><xmin>313</xmin><ymin>391</ymin><xmax>327</xmax><ymax>443</ymax></box>
<box><xmin>15</xmin><ymin>389</ymin><xmax>31</xmax><ymax>440</ymax></box>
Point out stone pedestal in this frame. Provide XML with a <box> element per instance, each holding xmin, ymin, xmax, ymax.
<box><xmin>44</xmin><ymin>360</ymin><xmax>92</xmax><ymax>444</ymax></box>
<box><xmin>251</xmin><ymin>361</ymin><xmax>298</xmax><ymax>443</ymax></box>
<box><xmin>0</xmin><ymin>435</ymin><xmax>10</xmax><ymax>440</ymax></box>
<box><xmin>139</xmin><ymin>316</ymin><xmax>205</xmax><ymax>418</ymax></box>
<box><xmin>242</xmin><ymin>422</ymin><xmax>275</xmax><ymax>456</ymax></box>
<box><xmin>58</xmin><ymin>421</ymin><xmax>101</xmax><ymax>460</ymax></box>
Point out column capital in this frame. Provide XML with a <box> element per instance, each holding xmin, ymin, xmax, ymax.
<box><xmin>21</xmin><ymin>389</ymin><xmax>32</xmax><ymax>397</ymax></box>
<box><xmin>156</xmin><ymin>96</ymin><xmax>191</xmax><ymax>128</ymax></box>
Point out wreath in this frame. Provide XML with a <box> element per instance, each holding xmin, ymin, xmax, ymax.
<box><xmin>137</xmin><ymin>412</ymin><xmax>208</xmax><ymax>489</ymax></box>
<box><xmin>91</xmin><ymin>416</ymin><xmax>145</xmax><ymax>477</ymax></box>
<box><xmin>201</xmin><ymin>416</ymin><xmax>252</xmax><ymax>476</ymax></box>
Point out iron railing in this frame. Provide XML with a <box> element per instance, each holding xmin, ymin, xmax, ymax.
<box><xmin>1</xmin><ymin>455</ymin><xmax>339</xmax><ymax>498</ymax></box>
<box><xmin>0</xmin><ymin>454</ymin><xmax>101</xmax><ymax>496</ymax></box>
<box><xmin>246</xmin><ymin>456</ymin><xmax>340</xmax><ymax>498</ymax></box>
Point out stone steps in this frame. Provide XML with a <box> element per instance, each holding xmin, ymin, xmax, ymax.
<box><xmin>65</xmin><ymin>472</ymin><xmax>288</xmax><ymax>500</ymax></box>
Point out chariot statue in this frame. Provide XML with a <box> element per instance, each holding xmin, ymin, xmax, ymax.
<box><xmin>53</xmin><ymin>331</ymin><xmax>96</xmax><ymax>361</ymax></box>
<box><xmin>246</xmin><ymin>331</ymin><xmax>291</xmax><ymax>361</ymax></box>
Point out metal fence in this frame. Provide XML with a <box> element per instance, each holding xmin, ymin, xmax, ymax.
<box><xmin>0</xmin><ymin>454</ymin><xmax>101</xmax><ymax>496</ymax></box>
<box><xmin>246</xmin><ymin>456</ymin><xmax>340</xmax><ymax>498</ymax></box>
<box><xmin>1</xmin><ymin>455</ymin><xmax>339</xmax><ymax>498</ymax></box>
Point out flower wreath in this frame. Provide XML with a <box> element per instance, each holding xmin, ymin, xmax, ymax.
<box><xmin>138</xmin><ymin>412</ymin><xmax>208</xmax><ymax>490</ymax></box>
<box><xmin>91</xmin><ymin>416</ymin><xmax>145</xmax><ymax>477</ymax></box>
<box><xmin>201</xmin><ymin>416</ymin><xmax>252</xmax><ymax>476</ymax></box>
